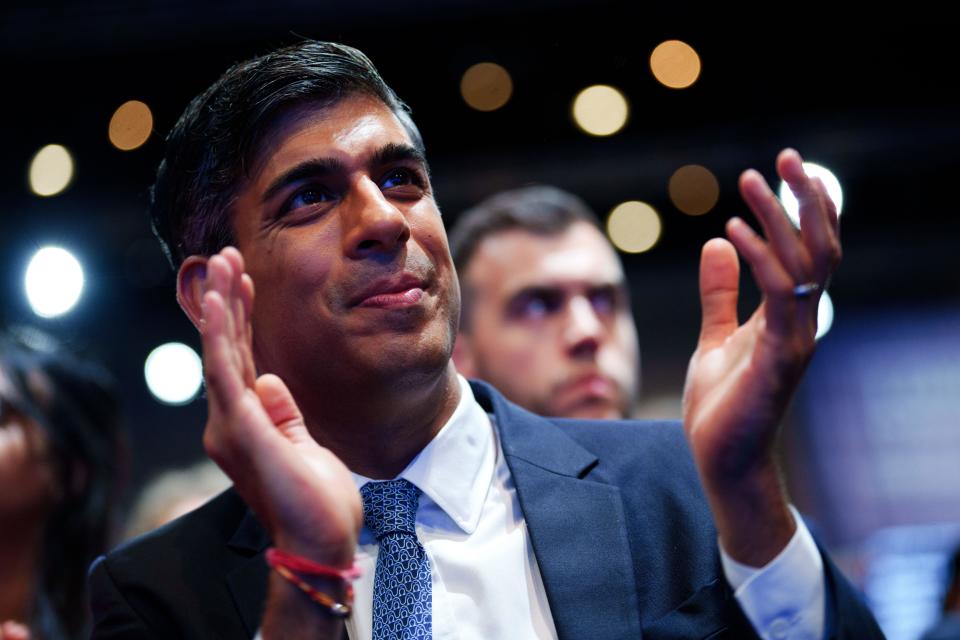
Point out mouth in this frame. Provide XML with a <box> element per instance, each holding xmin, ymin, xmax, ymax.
<box><xmin>352</xmin><ymin>274</ymin><xmax>429</xmax><ymax>309</ymax></box>
<box><xmin>554</xmin><ymin>372</ymin><xmax>618</xmax><ymax>405</ymax></box>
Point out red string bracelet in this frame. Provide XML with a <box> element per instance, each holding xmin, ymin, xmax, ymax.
<box><xmin>266</xmin><ymin>548</ymin><xmax>363</xmax><ymax>581</ymax></box>
<box><xmin>265</xmin><ymin>548</ymin><xmax>362</xmax><ymax>618</ymax></box>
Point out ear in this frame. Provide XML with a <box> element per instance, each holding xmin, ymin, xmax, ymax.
<box><xmin>452</xmin><ymin>333</ymin><xmax>477</xmax><ymax>378</ymax></box>
<box><xmin>177</xmin><ymin>255</ymin><xmax>209</xmax><ymax>332</ymax></box>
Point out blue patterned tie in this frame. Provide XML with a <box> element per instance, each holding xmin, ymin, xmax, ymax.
<box><xmin>361</xmin><ymin>479</ymin><xmax>432</xmax><ymax>640</ymax></box>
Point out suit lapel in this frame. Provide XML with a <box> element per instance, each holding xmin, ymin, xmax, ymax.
<box><xmin>472</xmin><ymin>381</ymin><xmax>643</xmax><ymax>640</ymax></box>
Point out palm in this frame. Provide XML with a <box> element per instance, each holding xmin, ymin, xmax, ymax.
<box><xmin>684</xmin><ymin>299</ymin><xmax>809</xmax><ymax>483</ymax></box>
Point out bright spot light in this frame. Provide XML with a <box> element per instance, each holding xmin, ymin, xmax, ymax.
<box><xmin>460</xmin><ymin>62</ymin><xmax>513</xmax><ymax>112</ymax></box>
<box><xmin>144</xmin><ymin>343</ymin><xmax>203</xmax><ymax>405</ymax></box>
<box><xmin>779</xmin><ymin>162</ymin><xmax>844</xmax><ymax>228</ymax></box>
<box><xmin>606</xmin><ymin>201</ymin><xmax>662</xmax><ymax>253</ymax></box>
<box><xmin>109</xmin><ymin>100</ymin><xmax>154</xmax><ymax>151</ymax></box>
<box><xmin>816</xmin><ymin>291</ymin><xmax>834</xmax><ymax>340</ymax></box>
<box><xmin>650</xmin><ymin>40</ymin><xmax>702</xmax><ymax>89</ymax></box>
<box><xmin>572</xmin><ymin>85</ymin><xmax>629</xmax><ymax>136</ymax></box>
<box><xmin>28</xmin><ymin>144</ymin><xmax>74</xmax><ymax>196</ymax></box>
<box><xmin>24</xmin><ymin>247</ymin><xmax>84</xmax><ymax>318</ymax></box>
<box><xmin>668</xmin><ymin>164</ymin><xmax>720</xmax><ymax>215</ymax></box>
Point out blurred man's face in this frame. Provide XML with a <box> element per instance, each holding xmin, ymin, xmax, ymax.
<box><xmin>454</xmin><ymin>222</ymin><xmax>639</xmax><ymax>419</ymax></box>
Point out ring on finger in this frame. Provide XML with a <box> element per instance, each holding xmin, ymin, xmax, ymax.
<box><xmin>792</xmin><ymin>281</ymin><xmax>820</xmax><ymax>298</ymax></box>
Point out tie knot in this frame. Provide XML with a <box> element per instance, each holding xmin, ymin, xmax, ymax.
<box><xmin>360</xmin><ymin>479</ymin><xmax>420</xmax><ymax>540</ymax></box>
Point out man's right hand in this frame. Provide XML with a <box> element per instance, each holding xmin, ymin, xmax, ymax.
<box><xmin>200</xmin><ymin>246</ymin><xmax>361</xmax><ymax>567</ymax></box>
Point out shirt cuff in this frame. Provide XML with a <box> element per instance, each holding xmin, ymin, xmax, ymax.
<box><xmin>719</xmin><ymin>505</ymin><xmax>826</xmax><ymax>640</ymax></box>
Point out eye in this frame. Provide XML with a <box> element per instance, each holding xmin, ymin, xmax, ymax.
<box><xmin>508</xmin><ymin>290</ymin><xmax>562</xmax><ymax>321</ymax></box>
<box><xmin>588</xmin><ymin>287</ymin><xmax>620</xmax><ymax>316</ymax></box>
<box><xmin>380</xmin><ymin>167</ymin><xmax>425</xmax><ymax>192</ymax></box>
<box><xmin>287</xmin><ymin>187</ymin><xmax>333</xmax><ymax>211</ymax></box>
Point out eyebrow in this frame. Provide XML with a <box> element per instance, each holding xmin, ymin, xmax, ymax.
<box><xmin>371</xmin><ymin>142</ymin><xmax>429</xmax><ymax>173</ymax></box>
<box><xmin>260</xmin><ymin>143</ymin><xmax>429</xmax><ymax>205</ymax></box>
<box><xmin>261</xmin><ymin>158</ymin><xmax>344</xmax><ymax>204</ymax></box>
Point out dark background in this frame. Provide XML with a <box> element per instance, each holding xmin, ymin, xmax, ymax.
<box><xmin>2</xmin><ymin>5</ymin><xmax>958</xmax><ymax>637</ymax></box>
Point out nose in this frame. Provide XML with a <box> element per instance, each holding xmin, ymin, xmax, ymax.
<box><xmin>564</xmin><ymin>295</ymin><xmax>604</xmax><ymax>359</ymax></box>
<box><xmin>342</xmin><ymin>177</ymin><xmax>410</xmax><ymax>259</ymax></box>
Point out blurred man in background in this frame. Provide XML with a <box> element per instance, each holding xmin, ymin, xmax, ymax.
<box><xmin>450</xmin><ymin>186</ymin><xmax>640</xmax><ymax>419</ymax></box>
<box><xmin>122</xmin><ymin>459</ymin><xmax>229</xmax><ymax>541</ymax></box>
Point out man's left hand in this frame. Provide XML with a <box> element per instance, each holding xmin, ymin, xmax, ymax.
<box><xmin>682</xmin><ymin>148</ymin><xmax>840</xmax><ymax>566</ymax></box>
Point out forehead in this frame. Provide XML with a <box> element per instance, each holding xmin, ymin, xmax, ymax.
<box><xmin>466</xmin><ymin>222</ymin><xmax>625</xmax><ymax>295</ymax></box>
<box><xmin>249</xmin><ymin>94</ymin><xmax>414</xmax><ymax>181</ymax></box>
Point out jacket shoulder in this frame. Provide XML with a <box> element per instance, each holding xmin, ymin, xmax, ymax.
<box><xmin>89</xmin><ymin>488</ymin><xmax>262</xmax><ymax>639</ymax></box>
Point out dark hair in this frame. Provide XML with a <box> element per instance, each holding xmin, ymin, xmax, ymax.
<box><xmin>150</xmin><ymin>40</ymin><xmax>425</xmax><ymax>270</ymax></box>
<box><xmin>449</xmin><ymin>185</ymin><xmax>600</xmax><ymax>278</ymax></box>
<box><xmin>448</xmin><ymin>185</ymin><xmax>601</xmax><ymax>329</ymax></box>
<box><xmin>0</xmin><ymin>328</ymin><xmax>125</xmax><ymax>639</ymax></box>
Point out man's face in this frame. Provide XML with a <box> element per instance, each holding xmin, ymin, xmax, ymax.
<box><xmin>227</xmin><ymin>94</ymin><xmax>459</xmax><ymax>392</ymax></box>
<box><xmin>455</xmin><ymin>222</ymin><xmax>640</xmax><ymax>419</ymax></box>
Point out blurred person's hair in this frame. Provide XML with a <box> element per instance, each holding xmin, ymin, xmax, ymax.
<box><xmin>123</xmin><ymin>459</ymin><xmax>230</xmax><ymax>540</ymax></box>
<box><xmin>943</xmin><ymin>544</ymin><xmax>960</xmax><ymax>613</ymax></box>
<box><xmin>150</xmin><ymin>39</ymin><xmax>425</xmax><ymax>270</ymax></box>
<box><xmin>448</xmin><ymin>185</ymin><xmax>601</xmax><ymax>330</ymax></box>
<box><xmin>0</xmin><ymin>328</ymin><xmax>125</xmax><ymax>639</ymax></box>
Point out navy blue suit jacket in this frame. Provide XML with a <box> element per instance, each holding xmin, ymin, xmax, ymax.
<box><xmin>89</xmin><ymin>381</ymin><xmax>883</xmax><ymax>639</ymax></box>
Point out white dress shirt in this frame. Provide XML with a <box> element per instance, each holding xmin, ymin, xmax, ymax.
<box><xmin>263</xmin><ymin>375</ymin><xmax>827</xmax><ymax>639</ymax></box>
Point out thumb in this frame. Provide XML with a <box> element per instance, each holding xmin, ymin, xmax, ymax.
<box><xmin>255</xmin><ymin>374</ymin><xmax>306</xmax><ymax>437</ymax></box>
<box><xmin>698</xmin><ymin>237</ymin><xmax>740</xmax><ymax>350</ymax></box>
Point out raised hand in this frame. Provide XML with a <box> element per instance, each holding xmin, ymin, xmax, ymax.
<box><xmin>682</xmin><ymin>149</ymin><xmax>840</xmax><ymax>565</ymax></box>
<box><xmin>199</xmin><ymin>247</ymin><xmax>362</xmax><ymax>567</ymax></box>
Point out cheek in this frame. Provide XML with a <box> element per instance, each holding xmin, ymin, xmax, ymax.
<box><xmin>600</xmin><ymin>323</ymin><xmax>640</xmax><ymax>383</ymax></box>
<box><xmin>491</xmin><ymin>327</ymin><xmax>557</xmax><ymax>374</ymax></box>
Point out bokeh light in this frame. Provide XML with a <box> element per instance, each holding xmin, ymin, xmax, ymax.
<box><xmin>650</xmin><ymin>40</ymin><xmax>702</xmax><ymax>89</ymax></box>
<box><xmin>460</xmin><ymin>62</ymin><xmax>513</xmax><ymax>112</ymax></box>
<box><xmin>28</xmin><ymin>144</ymin><xmax>74</xmax><ymax>196</ymax></box>
<box><xmin>144</xmin><ymin>342</ymin><xmax>203</xmax><ymax>405</ymax></box>
<box><xmin>572</xmin><ymin>85</ymin><xmax>629</xmax><ymax>136</ymax></box>
<box><xmin>606</xmin><ymin>201</ymin><xmax>662</xmax><ymax>253</ymax></box>
<box><xmin>24</xmin><ymin>246</ymin><xmax>85</xmax><ymax>318</ymax></box>
<box><xmin>109</xmin><ymin>100</ymin><xmax>154</xmax><ymax>151</ymax></box>
<box><xmin>779</xmin><ymin>162</ymin><xmax>844</xmax><ymax>228</ymax></box>
<box><xmin>816</xmin><ymin>291</ymin><xmax>834</xmax><ymax>340</ymax></box>
<box><xmin>669</xmin><ymin>164</ymin><xmax>720</xmax><ymax>215</ymax></box>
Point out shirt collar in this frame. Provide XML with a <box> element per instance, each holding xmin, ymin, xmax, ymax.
<box><xmin>351</xmin><ymin>374</ymin><xmax>495</xmax><ymax>535</ymax></box>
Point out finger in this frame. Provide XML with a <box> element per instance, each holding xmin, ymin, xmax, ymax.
<box><xmin>201</xmin><ymin>289</ymin><xmax>247</xmax><ymax>415</ymax></box>
<box><xmin>726</xmin><ymin>217</ymin><xmax>796</xmax><ymax>338</ymax></box>
<box><xmin>206</xmin><ymin>254</ymin><xmax>238</xmax><ymax>353</ymax></box>
<box><xmin>207</xmin><ymin>251</ymin><xmax>255</xmax><ymax>387</ymax></box>
<box><xmin>240</xmin><ymin>273</ymin><xmax>257</xmax><ymax>377</ymax></box>
<box><xmin>256</xmin><ymin>374</ymin><xmax>308</xmax><ymax>439</ymax></box>
<box><xmin>739</xmin><ymin>167</ymin><xmax>814</xmax><ymax>283</ymax></box>
<box><xmin>777</xmin><ymin>151</ymin><xmax>840</xmax><ymax>284</ymax></box>
<box><xmin>697</xmin><ymin>237</ymin><xmax>741</xmax><ymax>350</ymax></box>
<box><xmin>220</xmin><ymin>248</ymin><xmax>258</xmax><ymax>388</ymax></box>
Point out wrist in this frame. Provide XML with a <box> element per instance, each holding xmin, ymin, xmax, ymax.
<box><xmin>273</xmin><ymin>535</ymin><xmax>356</xmax><ymax>569</ymax></box>
<box><xmin>702</xmin><ymin>461</ymin><xmax>796</xmax><ymax>567</ymax></box>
